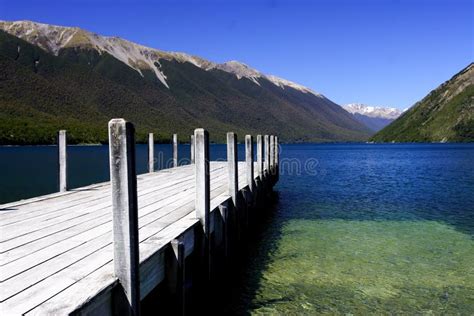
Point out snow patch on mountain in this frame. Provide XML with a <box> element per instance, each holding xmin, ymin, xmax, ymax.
<box><xmin>0</xmin><ymin>20</ymin><xmax>324</xmax><ymax>96</ymax></box>
<box><xmin>342</xmin><ymin>103</ymin><xmax>403</xmax><ymax>119</ymax></box>
<box><xmin>211</xmin><ymin>61</ymin><xmax>261</xmax><ymax>85</ymax></box>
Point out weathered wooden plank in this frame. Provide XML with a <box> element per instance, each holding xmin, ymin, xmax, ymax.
<box><xmin>0</xmin><ymin>166</ymin><xmax>228</xmax><ymax>262</ymax></box>
<box><xmin>1</xmin><ymin>169</ymin><xmax>229</xmax><ymax>286</ymax></box>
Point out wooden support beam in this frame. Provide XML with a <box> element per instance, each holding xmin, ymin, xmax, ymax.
<box><xmin>171</xmin><ymin>239</ymin><xmax>185</xmax><ymax>316</ymax></box>
<box><xmin>245</xmin><ymin>135</ymin><xmax>254</xmax><ymax>193</ymax></box>
<box><xmin>190</xmin><ymin>135</ymin><xmax>195</xmax><ymax>164</ymax></box>
<box><xmin>194</xmin><ymin>128</ymin><xmax>210</xmax><ymax>235</ymax></box>
<box><xmin>257</xmin><ymin>135</ymin><xmax>264</xmax><ymax>180</ymax></box>
<box><xmin>218</xmin><ymin>204</ymin><xmax>229</xmax><ymax>258</ymax></box>
<box><xmin>173</xmin><ymin>134</ymin><xmax>178</xmax><ymax>168</ymax></box>
<box><xmin>58</xmin><ymin>130</ymin><xmax>67</xmax><ymax>192</ymax></box>
<box><xmin>148</xmin><ymin>133</ymin><xmax>154</xmax><ymax>173</ymax></box>
<box><xmin>108</xmin><ymin>119</ymin><xmax>140</xmax><ymax>316</ymax></box>
<box><xmin>264</xmin><ymin>135</ymin><xmax>270</xmax><ymax>175</ymax></box>
<box><xmin>227</xmin><ymin>132</ymin><xmax>238</xmax><ymax>205</ymax></box>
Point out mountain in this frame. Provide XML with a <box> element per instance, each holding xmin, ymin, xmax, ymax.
<box><xmin>0</xmin><ymin>20</ymin><xmax>371</xmax><ymax>145</ymax></box>
<box><xmin>371</xmin><ymin>64</ymin><xmax>474</xmax><ymax>142</ymax></box>
<box><xmin>342</xmin><ymin>104</ymin><xmax>403</xmax><ymax>132</ymax></box>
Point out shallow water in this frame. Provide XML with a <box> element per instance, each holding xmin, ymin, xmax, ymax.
<box><xmin>228</xmin><ymin>144</ymin><xmax>474</xmax><ymax>315</ymax></box>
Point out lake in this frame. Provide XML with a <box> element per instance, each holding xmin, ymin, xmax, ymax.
<box><xmin>1</xmin><ymin>143</ymin><xmax>473</xmax><ymax>314</ymax></box>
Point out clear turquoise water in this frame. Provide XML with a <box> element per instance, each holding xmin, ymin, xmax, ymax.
<box><xmin>229</xmin><ymin>144</ymin><xmax>474</xmax><ymax>315</ymax></box>
<box><xmin>1</xmin><ymin>143</ymin><xmax>473</xmax><ymax>314</ymax></box>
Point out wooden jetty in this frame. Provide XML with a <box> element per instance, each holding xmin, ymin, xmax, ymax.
<box><xmin>0</xmin><ymin>119</ymin><xmax>279</xmax><ymax>315</ymax></box>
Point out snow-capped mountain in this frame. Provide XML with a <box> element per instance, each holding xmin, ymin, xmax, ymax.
<box><xmin>342</xmin><ymin>104</ymin><xmax>404</xmax><ymax>132</ymax></box>
<box><xmin>342</xmin><ymin>103</ymin><xmax>403</xmax><ymax>120</ymax></box>
<box><xmin>0</xmin><ymin>20</ymin><xmax>322</xmax><ymax>97</ymax></box>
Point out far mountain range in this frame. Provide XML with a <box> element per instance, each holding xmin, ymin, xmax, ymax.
<box><xmin>342</xmin><ymin>104</ymin><xmax>404</xmax><ymax>132</ymax></box>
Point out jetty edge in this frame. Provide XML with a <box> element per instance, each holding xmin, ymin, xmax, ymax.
<box><xmin>0</xmin><ymin>119</ymin><xmax>280</xmax><ymax>315</ymax></box>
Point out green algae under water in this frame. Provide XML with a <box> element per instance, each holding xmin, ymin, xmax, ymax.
<box><xmin>229</xmin><ymin>144</ymin><xmax>474</xmax><ymax>315</ymax></box>
<box><xmin>249</xmin><ymin>219</ymin><xmax>473</xmax><ymax>314</ymax></box>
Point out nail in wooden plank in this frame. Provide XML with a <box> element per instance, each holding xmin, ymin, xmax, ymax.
<box><xmin>227</xmin><ymin>132</ymin><xmax>238</xmax><ymax>205</ymax></box>
<box><xmin>245</xmin><ymin>135</ymin><xmax>254</xmax><ymax>193</ymax></box>
<box><xmin>148</xmin><ymin>133</ymin><xmax>154</xmax><ymax>173</ymax></box>
<box><xmin>58</xmin><ymin>130</ymin><xmax>67</xmax><ymax>192</ymax></box>
<box><xmin>108</xmin><ymin>119</ymin><xmax>140</xmax><ymax>316</ymax></box>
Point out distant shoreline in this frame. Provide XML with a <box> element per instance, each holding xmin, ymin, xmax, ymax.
<box><xmin>1</xmin><ymin>141</ymin><xmax>473</xmax><ymax>148</ymax></box>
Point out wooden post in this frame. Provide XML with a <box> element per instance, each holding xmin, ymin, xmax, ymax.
<box><xmin>108</xmin><ymin>119</ymin><xmax>140</xmax><ymax>316</ymax></box>
<box><xmin>245</xmin><ymin>135</ymin><xmax>254</xmax><ymax>193</ymax></box>
<box><xmin>148</xmin><ymin>133</ymin><xmax>154</xmax><ymax>173</ymax></box>
<box><xmin>257</xmin><ymin>135</ymin><xmax>264</xmax><ymax>179</ymax></box>
<box><xmin>190</xmin><ymin>135</ymin><xmax>195</xmax><ymax>164</ymax></box>
<box><xmin>227</xmin><ymin>132</ymin><xmax>238</xmax><ymax>205</ymax></box>
<box><xmin>58</xmin><ymin>130</ymin><xmax>67</xmax><ymax>192</ymax></box>
<box><xmin>218</xmin><ymin>204</ymin><xmax>229</xmax><ymax>258</ymax></box>
<box><xmin>171</xmin><ymin>239</ymin><xmax>185</xmax><ymax>316</ymax></box>
<box><xmin>195</xmin><ymin>128</ymin><xmax>210</xmax><ymax>280</ymax></box>
<box><xmin>173</xmin><ymin>134</ymin><xmax>178</xmax><ymax>168</ymax></box>
<box><xmin>270</xmin><ymin>135</ymin><xmax>275</xmax><ymax>175</ymax></box>
<box><xmin>264</xmin><ymin>135</ymin><xmax>270</xmax><ymax>175</ymax></box>
<box><xmin>194</xmin><ymin>129</ymin><xmax>210</xmax><ymax>234</ymax></box>
<box><xmin>275</xmin><ymin>136</ymin><xmax>279</xmax><ymax>179</ymax></box>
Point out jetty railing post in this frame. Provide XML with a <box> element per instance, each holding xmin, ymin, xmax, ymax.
<box><xmin>190</xmin><ymin>135</ymin><xmax>195</xmax><ymax>164</ymax></box>
<box><xmin>245</xmin><ymin>135</ymin><xmax>254</xmax><ymax>193</ymax></box>
<box><xmin>227</xmin><ymin>132</ymin><xmax>238</xmax><ymax>205</ymax></box>
<box><xmin>148</xmin><ymin>133</ymin><xmax>154</xmax><ymax>173</ymax></box>
<box><xmin>58</xmin><ymin>130</ymin><xmax>67</xmax><ymax>192</ymax></box>
<box><xmin>275</xmin><ymin>136</ymin><xmax>279</xmax><ymax>179</ymax></box>
<box><xmin>173</xmin><ymin>134</ymin><xmax>178</xmax><ymax>168</ymax></box>
<box><xmin>264</xmin><ymin>135</ymin><xmax>270</xmax><ymax>176</ymax></box>
<box><xmin>270</xmin><ymin>135</ymin><xmax>275</xmax><ymax>176</ymax></box>
<box><xmin>257</xmin><ymin>135</ymin><xmax>264</xmax><ymax>180</ymax></box>
<box><xmin>194</xmin><ymin>128</ymin><xmax>211</xmax><ymax>278</ymax></box>
<box><xmin>108</xmin><ymin>119</ymin><xmax>140</xmax><ymax>316</ymax></box>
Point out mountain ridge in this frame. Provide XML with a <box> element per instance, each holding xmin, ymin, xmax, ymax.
<box><xmin>0</xmin><ymin>20</ymin><xmax>323</xmax><ymax>97</ymax></box>
<box><xmin>0</xmin><ymin>20</ymin><xmax>371</xmax><ymax>144</ymax></box>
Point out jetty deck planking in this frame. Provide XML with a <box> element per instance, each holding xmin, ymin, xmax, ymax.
<box><xmin>0</xmin><ymin>161</ymin><xmax>262</xmax><ymax>315</ymax></box>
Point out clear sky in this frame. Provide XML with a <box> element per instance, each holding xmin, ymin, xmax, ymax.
<box><xmin>1</xmin><ymin>0</ymin><xmax>472</xmax><ymax>109</ymax></box>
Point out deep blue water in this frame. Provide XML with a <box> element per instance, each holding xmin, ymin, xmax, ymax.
<box><xmin>1</xmin><ymin>143</ymin><xmax>473</xmax><ymax>313</ymax></box>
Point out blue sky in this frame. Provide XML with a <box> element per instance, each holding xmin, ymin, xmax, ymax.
<box><xmin>1</xmin><ymin>0</ymin><xmax>472</xmax><ymax>109</ymax></box>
